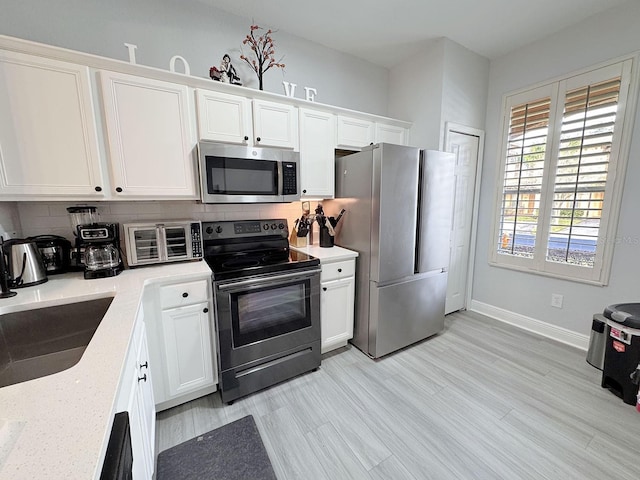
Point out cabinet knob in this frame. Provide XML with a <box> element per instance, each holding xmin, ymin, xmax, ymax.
<box><xmin>115</xmin><ymin>187</ymin><xmax>123</xmax><ymax>193</ymax></box>
<box><xmin>182</xmin><ymin>292</ymin><xmax>189</xmax><ymax>298</ymax></box>
<box><xmin>338</xmin><ymin>268</ymin><xmax>342</xmax><ymax>272</ymax></box>
<box><xmin>94</xmin><ymin>186</ymin><xmax>102</xmax><ymax>192</ymax></box>
<box><xmin>138</xmin><ymin>374</ymin><xmax>147</xmax><ymax>383</ymax></box>
<box><xmin>203</xmin><ymin>307</ymin><xmax>209</xmax><ymax>313</ymax></box>
<box><xmin>140</xmin><ymin>361</ymin><xmax>148</xmax><ymax>369</ymax></box>
<box><xmin>244</xmin><ymin>135</ymin><xmax>249</xmax><ymax>141</ymax></box>
<box><xmin>256</xmin><ymin>136</ymin><xmax>261</xmax><ymax>142</ymax></box>
<box><xmin>323</xmin><ymin>287</ymin><xmax>327</xmax><ymax>291</ymax></box>
<box><xmin>302</xmin><ymin>189</ymin><xmax>307</xmax><ymax>194</ymax></box>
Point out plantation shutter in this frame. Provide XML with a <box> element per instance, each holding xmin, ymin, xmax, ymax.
<box><xmin>491</xmin><ymin>58</ymin><xmax>634</xmax><ymax>284</ymax></box>
<box><xmin>497</xmin><ymin>96</ymin><xmax>551</xmax><ymax>258</ymax></box>
<box><xmin>546</xmin><ymin>76</ymin><xmax>622</xmax><ymax>267</ymax></box>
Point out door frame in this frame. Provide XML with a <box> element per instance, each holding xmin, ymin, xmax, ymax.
<box><xmin>443</xmin><ymin>122</ymin><xmax>485</xmax><ymax>312</ymax></box>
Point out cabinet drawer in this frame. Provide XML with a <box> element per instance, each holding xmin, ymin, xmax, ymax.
<box><xmin>160</xmin><ymin>280</ymin><xmax>209</xmax><ymax>309</ymax></box>
<box><xmin>321</xmin><ymin>259</ymin><xmax>355</xmax><ymax>282</ymax></box>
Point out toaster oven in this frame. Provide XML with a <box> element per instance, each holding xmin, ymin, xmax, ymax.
<box><xmin>123</xmin><ymin>221</ymin><xmax>202</xmax><ymax>266</ymax></box>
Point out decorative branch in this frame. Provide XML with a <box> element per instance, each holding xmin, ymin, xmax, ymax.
<box><xmin>240</xmin><ymin>25</ymin><xmax>285</xmax><ymax>90</ymax></box>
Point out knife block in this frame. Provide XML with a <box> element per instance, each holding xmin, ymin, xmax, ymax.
<box><xmin>289</xmin><ymin>228</ymin><xmax>307</xmax><ymax>247</ymax></box>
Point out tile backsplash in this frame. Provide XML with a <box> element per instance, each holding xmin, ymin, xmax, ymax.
<box><xmin>13</xmin><ymin>201</ymin><xmax>306</xmax><ymax>241</ymax></box>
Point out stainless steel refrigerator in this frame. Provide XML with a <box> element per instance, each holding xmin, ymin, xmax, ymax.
<box><xmin>330</xmin><ymin>143</ymin><xmax>455</xmax><ymax>358</ymax></box>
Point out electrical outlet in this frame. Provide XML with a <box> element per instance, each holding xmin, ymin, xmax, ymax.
<box><xmin>551</xmin><ymin>293</ymin><xmax>564</xmax><ymax>309</ymax></box>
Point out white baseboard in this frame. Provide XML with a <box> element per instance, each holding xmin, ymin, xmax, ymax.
<box><xmin>468</xmin><ymin>300</ymin><xmax>590</xmax><ymax>351</ymax></box>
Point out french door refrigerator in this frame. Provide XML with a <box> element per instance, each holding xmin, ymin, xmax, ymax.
<box><xmin>332</xmin><ymin>143</ymin><xmax>455</xmax><ymax>358</ymax></box>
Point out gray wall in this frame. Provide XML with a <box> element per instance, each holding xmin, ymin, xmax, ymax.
<box><xmin>0</xmin><ymin>0</ymin><xmax>390</xmax><ymax>116</ymax></box>
<box><xmin>473</xmin><ymin>0</ymin><xmax>640</xmax><ymax>336</ymax></box>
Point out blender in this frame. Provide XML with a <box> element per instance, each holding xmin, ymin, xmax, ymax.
<box><xmin>67</xmin><ymin>206</ymin><xmax>97</xmax><ymax>270</ymax></box>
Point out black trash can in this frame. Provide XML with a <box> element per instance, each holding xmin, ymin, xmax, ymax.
<box><xmin>586</xmin><ymin>314</ymin><xmax>607</xmax><ymax>370</ymax></box>
<box><xmin>601</xmin><ymin>303</ymin><xmax>640</xmax><ymax>405</ymax></box>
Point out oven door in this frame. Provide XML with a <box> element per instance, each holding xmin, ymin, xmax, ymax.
<box><xmin>215</xmin><ymin>268</ymin><xmax>321</xmax><ymax>371</ymax></box>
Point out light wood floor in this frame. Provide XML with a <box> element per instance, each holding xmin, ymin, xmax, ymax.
<box><xmin>156</xmin><ymin>310</ymin><xmax>640</xmax><ymax>479</ymax></box>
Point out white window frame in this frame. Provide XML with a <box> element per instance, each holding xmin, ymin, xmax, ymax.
<box><xmin>489</xmin><ymin>55</ymin><xmax>639</xmax><ymax>285</ymax></box>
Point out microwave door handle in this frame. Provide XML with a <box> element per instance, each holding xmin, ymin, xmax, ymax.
<box><xmin>157</xmin><ymin>225</ymin><xmax>167</xmax><ymax>261</ymax></box>
<box><xmin>277</xmin><ymin>161</ymin><xmax>284</xmax><ymax>197</ymax></box>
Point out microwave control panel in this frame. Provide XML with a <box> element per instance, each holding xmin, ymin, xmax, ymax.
<box><xmin>282</xmin><ymin>162</ymin><xmax>297</xmax><ymax>195</ymax></box>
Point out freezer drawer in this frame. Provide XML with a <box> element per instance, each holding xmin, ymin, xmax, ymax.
<box><xmin>368</xmin><ymin>272</ymin><xmax>447</xmax><ymax>358</ymax></box>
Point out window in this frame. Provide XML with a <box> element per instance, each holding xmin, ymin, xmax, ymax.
<box><xmin>491</xmin><ymin>58</ymin><xmax>636</xmax><ymax>284</ymax></box>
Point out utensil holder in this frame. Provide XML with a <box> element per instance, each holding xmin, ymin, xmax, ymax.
<box><xmin>319</xmin><ymin>226</ymin><xmax>334</xmax><ymax>248</ymax></box>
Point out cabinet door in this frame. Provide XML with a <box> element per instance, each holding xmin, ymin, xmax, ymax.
<box><xmin>299</xmin><ymin>108</ymin><xmax>335</xmax><ymax>199</ymax></box>
<box><xmin>0</xmin><ymin>51</ymin><xmax>104</xmax><ymax>197</ymax></box>
<box><xmin>100</xmin><ymin>71</ymin><xmax>198</xmax><ymax>198</ymax></box>
<box><xmin>375</xmin><ymin>123</ymin><xmax>408</xmax><ymax>145</ymax></box>
<box><xmin>320</xmin><ymin>276</ymin><xmax>355</xmax><ymax>353</ymax></box>
<box><xmin>195</xmin><ymin>89</ymin><xmax>253</xmax><ymax>144</ymax></box>
<box><xmin>336</xmin><ymin>115</ymin><xmax>374</xmax><ymax>149</ymax></box>
<box><xmin>126</xmin><ymin>319</ymin><xmax>155</xmax><ymax>480</ymax></box>
<box><xmin>160</xmin><ymin>302</ymin><xmax>215</xmax><ymax>398</ymax></box>
<box><xmin>252</xmin><ymin>99</ymin><xmax>298</xmax><ymax>149</ymax></box>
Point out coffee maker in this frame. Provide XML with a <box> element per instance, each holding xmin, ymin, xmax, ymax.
<box><xmin>76</xmin><ymin>223</ymin><xmax>123</xmax><ymax>279</ymax></box>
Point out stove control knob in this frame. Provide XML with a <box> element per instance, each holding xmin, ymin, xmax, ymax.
<box><xmin>271</xmin><ymin>223</ymin><xmax>277</xmax><ymax>230</ymax></box>
<box><xmin>215</xmin><ymin>226</ymin><xmax>223</xmax><ymax>234</ymax></box>
<box><xmin>205</xmin><ymin>226</ymin><xmax>213</xmax><ymax>235</ymax></box>
<box><xmin>278</xmin><ymin>223</ymin><xmax>285</xmax><ymax>230</ymax></box>
<box><xmin>263</xmin><ymin>224</ymin><xmax>269</xmax><ymax>231</ymax></box>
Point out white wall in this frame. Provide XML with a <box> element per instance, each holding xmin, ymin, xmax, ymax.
<box><xmin>388</xmin><ymin>38</ymin><xmax>489</xmax><ymax>149</ymax></box>
<box><xmin>472</xmin><ymin>0</ymin><xmax>640</xmax><ymax>339</ymax></box>
<box><xmin>0</xmin><ymin>0</ymin><xmax>389</xmax><ymax>115</ymax></box>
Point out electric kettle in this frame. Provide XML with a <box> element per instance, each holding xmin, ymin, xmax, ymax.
<box><xmin>3</xmin><ymin>239</ymin><xmax>48</xmax><ymax>287</ymax></box>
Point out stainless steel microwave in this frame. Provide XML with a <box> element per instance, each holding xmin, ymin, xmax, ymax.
<box><xmin>123</xmin><ymin>221</ymin><xmax>202</xmax><ymax>266</ymax></box>
<box><xmin>198</xmin><ymin>142</ymin><xmax>300</xmax><ymax>203</ymax></box>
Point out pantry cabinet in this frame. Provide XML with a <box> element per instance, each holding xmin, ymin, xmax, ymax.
<box><xmin>196</xmin><ymin>89</ymin><xmax>299</xmax><ymax>149</ymax></box>
<box><xmin>299</xmin><ymin>108</ymin><xmax>336</xmax><ymax>198</ymax></box>
<box><xmin>375</xmin><ymin>122</ymin><xmax>409</xmax><ymax>145</ymax></box>
<box><xmin>99</xmin><ymin>70</ymin><xmax>198</xmax><ymax>198</ymax></box>
<box><xmin>144</xmin><ymin>275</ymin><xmax>217</xmax><ymax>411</ymax></box>
<box><xmin>0</xmin><ymin>50</ymin><xmax>105</xmax><ymax>198</ymax></box>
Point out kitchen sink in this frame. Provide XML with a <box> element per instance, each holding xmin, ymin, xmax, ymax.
<box><xmin>0</xmin><ymin>297</ymin><xmax>114</xmax><ymax>388</ymax></box>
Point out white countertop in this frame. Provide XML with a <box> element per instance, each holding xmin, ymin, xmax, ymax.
<box><xmin>0</xmin><ymin>261</ymin><xmax>212</xmax><ymax>480</ymax></box>
<box><xmin>290</xmin><ymin>243</ymin><xmax>359</xmax><ymax>261</ymax></box>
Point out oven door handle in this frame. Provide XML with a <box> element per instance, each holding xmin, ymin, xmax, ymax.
<box><xmin>217</xmin><ymin>268</ymin><xmax>321</xmax><ymax>291</ymax></box>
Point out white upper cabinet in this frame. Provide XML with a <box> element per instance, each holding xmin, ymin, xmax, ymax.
<box><xmin>195</xmin><ymin>89</ymin><xmax>298</xmax><ymax>150</ymax></box>
<box><xmin>375</xmin><ymin>122</ymin><xmax>409</xmax><ymax>145</ymax></box>
<box><xmin>336</xmin><ymin>115</ymin><xmax>374</xmax><ymax>149</ymax></box>
<box><xmin>299</xmin><ymin>108</ymin><xmax>336</xmax><ymax>198</ymax></box>
<box><xmin>100</xmin><ymin>71</ymin><xmax>198</xmax><ymax>198</ymax></box>
<box><xmin>195</xmin><ymin>89</ymin><xmax>253</xmax><ymax>144</ymax></box>
<box><xmin>0</xmin><ymin>51</ymin><xmax>104</xmax><ymax>198</ymax></box>
<box><xmin>252</xmin><ymin>99</ymin><xmax>298</xmax><ymax>150</ymax></box>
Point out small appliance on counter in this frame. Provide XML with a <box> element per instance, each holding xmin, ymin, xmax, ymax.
<box><xmin>123</xmin><ymin>221</ymin><xmax>202</xmax><ymax>267</ymax></box>
<box><xmin>67</xmin><ymin>205</ymin><xmax>98</xmax><ymax>270</ymax></box>
<box><xmin>2</xmin><ymin>238</ymin><xmax>48</xmax><ymax>287</ymax></box>
<box><xmin>77</xmin><ymin>223</ymin><xmax>123</xmax><ymax>279</ymax></box>
<box><xmin>28</xmin><ymin>235</ymin><xmax>72</xmax><ymax>275</ymax></box>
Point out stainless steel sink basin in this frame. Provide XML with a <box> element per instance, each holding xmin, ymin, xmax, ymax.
<box><xmin>0</xmin><ymin>297</ymin><xmax>114</xmax><ymax>387</ymax></box>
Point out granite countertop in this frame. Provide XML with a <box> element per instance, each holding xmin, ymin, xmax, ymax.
<box><xmin>290</xmin><ymin>243</ymin><xmax>359</xmax><ymax>261</ymax></box>
<box><xmin>0</xmin><ymin>261</ymin><xmax>212</xmax><ymax>480</ymax></box>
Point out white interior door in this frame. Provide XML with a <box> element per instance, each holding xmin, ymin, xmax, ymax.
<box><xmin>445</xmin><ymin>125</ymin><xmax>483</xmax><ymax>314</ymax></box>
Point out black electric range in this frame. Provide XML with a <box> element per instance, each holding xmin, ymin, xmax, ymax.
<box><xmin>202</xmin><ymin>219</ymin><xmax>319</xmax><ymax>281</ymax></box>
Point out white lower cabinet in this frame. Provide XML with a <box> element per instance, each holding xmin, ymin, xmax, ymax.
<box><xmin>145</xmin><ymin>275</ymin><xmax>218</xmax><ymax>412</ymax></box>
<box><xmin>319</xmin><ymin>258</ymin><xmax>356</xmax><ymax>353</ymax></box>
<box><xmin>160</xmin><ymin>302</ymin><xmax>215</xmax><ymax>398</ymax></box>
<box><xmin>116</xmin><ymin>309</ymin><xmax>155</xmax><ymax>480</ymax></box>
